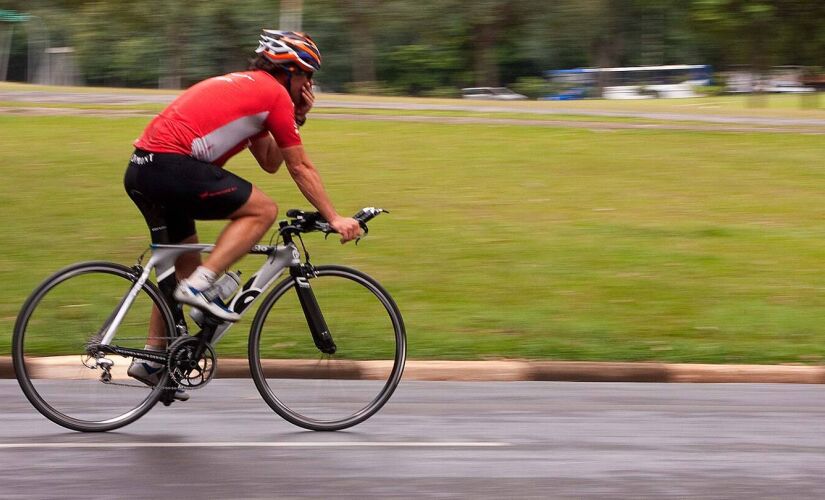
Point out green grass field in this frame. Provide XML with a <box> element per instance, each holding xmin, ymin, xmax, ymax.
<box><xmin>1</xmin><ymin>111</ymin><xmax>824</xmax><ymax>363</ymax></box>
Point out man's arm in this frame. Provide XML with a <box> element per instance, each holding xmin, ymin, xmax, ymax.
<box><xmin>249</xmin><ymin>133</ymin><xmax>283</xmax><ymax>173</ymax></box>
<box><xmin>281</xmin><ymin>145</ymin><xmax>361</xmax><ymax>243</ymax></box>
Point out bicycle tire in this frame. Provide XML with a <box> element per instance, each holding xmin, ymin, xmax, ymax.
<box><xmin>248</xmin><ymin>265</ymin><xmax>406</xmax><ymax>431</ymax></box>
<box><xmin>13</xmin><ymin>261</ymin><xmax>176</xmax><ymax>432</ymax></box>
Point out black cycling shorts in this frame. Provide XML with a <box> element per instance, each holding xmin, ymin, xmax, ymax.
<box><xmin>124</xmin><ymin>149</ymin><xmax>253</xmax><ymax>244</ymax></box>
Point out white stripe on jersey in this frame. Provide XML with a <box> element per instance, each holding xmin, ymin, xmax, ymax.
<box><xmin>190</xmin><ymin>111</ymin><xmax>269</xmax><ymax>163</ymax></box>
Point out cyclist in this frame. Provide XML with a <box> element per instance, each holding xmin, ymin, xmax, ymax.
<box><xmin>124</xmin><ymin>30</ymin><xmax>361</xmax><ymax>390</ymax></box>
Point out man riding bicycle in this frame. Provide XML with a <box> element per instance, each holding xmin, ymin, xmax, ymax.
<box><xmin>123</xmin><ymin>30</ymin><xmax>361</xmax><ymax>392</ymax></box>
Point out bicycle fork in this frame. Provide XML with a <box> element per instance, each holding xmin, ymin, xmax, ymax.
<box><xmin>291</xmin><ymin>265</ymin><xmax>337</xmax><ymax>355</ymax></box>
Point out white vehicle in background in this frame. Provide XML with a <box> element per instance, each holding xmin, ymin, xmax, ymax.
<box><xmin>764</xmin><ymin>82</ymin><xmax>815</xmax><ymax>93</ymax></box>
<box><xmin>602</xmin><ymin>86</ymin><xmax>652</xmax><ymax>99</ymax></box>
<box><xmin>724</xmin><ymin>67</ymin><xmax>815</xmax><ymax>94</ymax></box>
<box><xmin>763</xmin><ymin>69</ymin><xmax>815</xmax><ymax>93</ymax></box>
<box><xmin>645</xmin><ymin>82</ymin><xmax>701</xmax><ymax>98</ymax></box>
<box><xmin>603</xmin><ymin>82</ymin><xmax>699</xmax><ymax>99</ymax></box>
<box><xmin>544</xmin><ymin>65</ymin><xmax>712</xmax><ymax>100</ymax></box>
<box><xmin>461</xmin><ymin>87</ymin><xmax>528</xmax><ymax>100</ymax></box>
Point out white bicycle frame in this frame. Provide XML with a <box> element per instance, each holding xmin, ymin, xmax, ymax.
<box><xmin>99</xmin><ymin>242</ymin><xmax>302</xmax><ymax>348</ymax></box>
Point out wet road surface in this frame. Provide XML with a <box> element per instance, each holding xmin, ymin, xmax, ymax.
<box><xmin>2</xmin><ymin>380</ymin><xmax>825</xmax><ymax>498</ymax></box>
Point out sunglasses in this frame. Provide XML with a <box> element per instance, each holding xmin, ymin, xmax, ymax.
<box><xmin>292</xmin><ymin>68</ymin><xmax>314</xmax><ymax>81</ymax></box>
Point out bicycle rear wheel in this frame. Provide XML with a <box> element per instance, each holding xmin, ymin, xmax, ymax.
<box><xmin>13</xmin><ymin>262</ymin><xmax>176</xmax><ymax>432</ymax></box>
<box><xmin>249</xmin><ymin>265</ymin><xmax>406</xmax><ymax>431</ymax></box>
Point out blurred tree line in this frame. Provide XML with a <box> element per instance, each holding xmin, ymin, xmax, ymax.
<box><xmin>1</xmin><ymin>0</ymin><xmax>823</xmax><ymax>95</ymax></box>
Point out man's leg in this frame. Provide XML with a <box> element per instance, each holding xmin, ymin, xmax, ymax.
<box><xmin>130</xmin><ymin>233</ymin><xmax>200</xmax><ymax>399</ymax></box>
<box><xmin>174</xmin><ymin>186</ymin><xmax>277</xmax><ymax>321</ymax></box>
<box><xmin>200</xmin><ymin>186</ymin><xmax>278</xmax><ymax>274</ymax></box>
<box><xmin>145</xmin><ymin>234</ymin><xmax>201</xmax><ymax>349</ymax></box>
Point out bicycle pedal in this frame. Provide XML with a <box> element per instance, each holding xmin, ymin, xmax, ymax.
<box><xmin>159</xmin><ymin>389</ymin><xmax>176</xmax><ymax>406</ymax></box>
<box><xmin>160</xmin><ymin>388</ymin><xmax>190</xmax><ymax>406</ymax></box>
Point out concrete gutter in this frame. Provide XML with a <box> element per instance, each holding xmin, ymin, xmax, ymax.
<box><xmin>1</xmin><ymin>357</ymin><xmax>823</xmax><ymax>384</ymax></box>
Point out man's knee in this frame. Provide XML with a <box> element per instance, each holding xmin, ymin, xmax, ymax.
<box><xmin>235</xmin><ymin>189</ymin><xmax>278</xmax><ymax>224</ymax></box>
<box><xmin>261</xmin><ymin>198</ymin><xmax>278</xmax><ymax>225</ymax></box>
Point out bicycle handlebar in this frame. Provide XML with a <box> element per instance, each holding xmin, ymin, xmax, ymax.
<box><xmin>281</xmin><ymin>207</ymin><xmax>389</xmax><ymax>238</ymax></box>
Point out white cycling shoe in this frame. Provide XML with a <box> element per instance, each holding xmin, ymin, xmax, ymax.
<box><xmin>127</xmin><ymin>358</ymin><xmax>164</xmax><ymax>386</ymax></box>
<box><xmin>174</xmin><ymin>280</ymin><xmax>241</xmax><ymax>322</ymax></box>
<box><xmin>127</xmin><ymin>358</ymin><xmax>190</xmax><ymax>402</ymax></box>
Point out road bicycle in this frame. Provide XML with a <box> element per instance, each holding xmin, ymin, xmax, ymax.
<box><xmin>12</xmin><ymin>207</ymin><xmax>406</xmax><ymax>432</ymax></box>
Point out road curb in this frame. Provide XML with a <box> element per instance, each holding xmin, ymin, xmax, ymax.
<box><xmin>1</xmin><ymin>356</ymin><xmax>823</xmax><ymax>383</ymax></box>
<box><xmin>666</xmin><ymin>363</ymin><xmax>825</xmax><ymax>384</ymax></box>
<box><xmin>0</xmin><ymin>357</ymin><xmax>13</xmax><ymax>379</ymax></box>
<box><xmin>528</xmin><ymin>361</ymin><xmax>670</xmax><ymax>382</ymax></box>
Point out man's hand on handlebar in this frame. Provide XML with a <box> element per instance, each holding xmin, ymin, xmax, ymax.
<box><xmin>282</xmin><ymin>207</ymin><xmax>387</xmax><ymax>242</ymax></box>
<box><xmin>329</xmin><ymin>216</ymin><xmax>362</xmax><ymax>243</ymax></box>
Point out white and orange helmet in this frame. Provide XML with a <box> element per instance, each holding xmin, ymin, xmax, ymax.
<box><xmin>255</xmin><ymin>30</ymin><xmax>322</xmax><ymax>72</ymax></box>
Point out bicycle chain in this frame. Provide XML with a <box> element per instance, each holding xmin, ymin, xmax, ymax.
<box><xmin>101</xmin><ymin>379</ymin><xmax>207</xmax><ymax>391</ymax></box>
<box><xmin>91</xmin><ymin>336</ymin><xmax>212</xmax><ymax>391</ymax></box>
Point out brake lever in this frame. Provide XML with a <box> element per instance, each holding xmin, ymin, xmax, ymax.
<box><xmin>323</xmin><ymin>230</ymin><xmax>366</xmax><ymax>244</ymax></box>
<box><xmin>317</xmin><ymin>221</ymin><xmax>332</xmax><ymax>237</ymax></box>
<box><xmin>354</xmin><ymin>222</ymin><xmax>369</xmax><ymax>245</ymax></box>
<box><xmin>319</xmin><ymin>217</ymin><xmax>372</xmax><ymax>244</ymax></box>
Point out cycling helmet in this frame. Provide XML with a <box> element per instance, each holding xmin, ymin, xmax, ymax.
<box><xmin>255</xmin><ymin>30</ymin><xmax>321</xmax><ymax>72</ymax></box>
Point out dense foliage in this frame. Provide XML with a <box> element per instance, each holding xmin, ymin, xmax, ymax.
<box><xmin>1</xmin><ymin>0</ymin><xmax>823</xmax><ymax>93</ymax></box>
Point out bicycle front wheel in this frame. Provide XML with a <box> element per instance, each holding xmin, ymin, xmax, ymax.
<box><xmin>12</xmin><ymin>262</ymin><xmax>176</xmax><ymax>432</ymax></box>
<box><xmin>249</xmin><ymin>265</ymin><xmax>406</xmax><ymax>431</ymax></box>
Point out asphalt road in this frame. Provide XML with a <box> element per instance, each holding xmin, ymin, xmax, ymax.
<box><xmin>2</xmin><ymin>380</ymin><xmax>825</xmax><ymax>498</ymax></box>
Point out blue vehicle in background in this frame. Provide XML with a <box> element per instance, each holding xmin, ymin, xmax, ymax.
<box><xmin>540</xmin><ymin>68</ymin><xmax>597</xmax><ymax>100</ymax></box>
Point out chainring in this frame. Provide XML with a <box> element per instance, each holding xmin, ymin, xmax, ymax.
<box><xmin>167</xmin><ymin>335</ymin><xmax>217</xmax><ymax>389</ymax></box>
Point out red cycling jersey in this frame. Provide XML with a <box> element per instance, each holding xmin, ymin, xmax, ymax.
<box><xmin>135</xmin><ymin>70</ymin><xmax>301</xmax><ymax>167</ymax></box>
